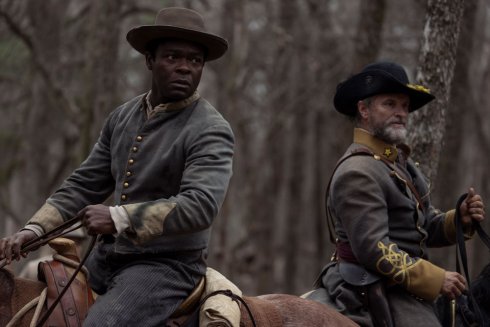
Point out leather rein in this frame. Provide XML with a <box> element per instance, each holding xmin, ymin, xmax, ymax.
<box><xmin>0</xmin><ymin>217</ymin><xmax>96</xmax><ymax>327</ymax></box>
<box><xmin>454</xmin><ymin>193</ymin><xmax>490</xmax><ymax>327</ymax></box>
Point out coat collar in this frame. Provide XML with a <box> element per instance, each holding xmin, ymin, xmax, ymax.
<box><xmin>142</xmin><ymin>91</ymin><xmax>201</xmax><ymax>118</ymax></box>
<box><xmin>353</xmin><ymin>128</ymin><xmax>411</xmax><ymax>163</ymax></box>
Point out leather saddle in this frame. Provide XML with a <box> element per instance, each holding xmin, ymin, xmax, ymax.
<box><xmin>38</xmin><ymin>238</ymin><xmax>207</xmax><ymax>326</ymax></box>
<box><xmin>37</xmin><ymin>238</ymin><xmax>94</xmax><ymax>327</ymax></box>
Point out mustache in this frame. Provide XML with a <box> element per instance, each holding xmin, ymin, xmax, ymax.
<box><xmin>386</xmin><ymin>118</ymin><xmax>407</xmax><ymax>125</ymax></box>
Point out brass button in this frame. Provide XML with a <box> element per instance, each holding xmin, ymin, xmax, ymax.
<box><xmin>136</xmin><ymin>136</ymin><xmax>143</xmax><ymax>141</ymax></box>
<box><xmin>128</xmin><ymin>159</ymin><xmax>134</xmax><ymax>165</ymax></box>
<box><xmin>123</xmin><ymin>182</ymin><xmax>129</xmax><ymax>188</ymax></box>
<box><xmin>121</xmin><ymin>194</ymin><xmax>127</xmax><ymax>201</ymax></box>
<box><xmin>132</xmin><ymin>146</ymin><xmax>138</xmax><ymax>152</ymax></box>
<box><xmin>126</xmin><ymin>171</ymin><xmax>132</xmax><ymax>177</ymax></box>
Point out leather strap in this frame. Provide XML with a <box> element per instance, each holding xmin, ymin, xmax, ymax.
<box><xmin>41</xmin><ymin>260</ymin><xmax>81</xmax><ymax>327</ymax></box>
<box><xmin>325</xmin><ymin>147</ymin><xmax>425</xmax><ymax>244</ymax></box>
<box><xmin>376</xmin><ymin>155</ymin><xmax>425</xmax><ymax>214</ymax></box>
<box><xmin>39</xmin><ymin>260</ymin><xmax>72</xmax><ymax>326</ymax></box>
<box><xmin>36</xmin><ymin>235</ymin><xmax>96</xmax><ymax>327</ymax></box>
<box><xmin>454</xmin><ymin>193</ymin><xmax>487</xmax><ymax>327</ymax></box>
<box><xmin>475</xmin><ymin>221</ymin><xmax>490</xmax><ymax>249</ymax></box>
<box><xmin>325</xmin><ymin>148</ymin><xmax>373</xmax><ymax>243</ymax></box>
<box><xmin>0</xmin><ymin>219</ymin><xmax>83</xmax><ymax>270</ymax></box>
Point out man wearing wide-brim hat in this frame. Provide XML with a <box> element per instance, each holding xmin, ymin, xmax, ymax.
<box><xmin>0</xmin><ymin>7</ymin><xmax>234</xmax><ymax>326</ymax></box>
<box><xmin>306</xmin><ymin>62</ymin><xmax>485</xmax><ymax>327</ymax></box>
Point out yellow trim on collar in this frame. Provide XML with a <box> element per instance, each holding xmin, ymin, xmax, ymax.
<box><xmin>353</xmin><ymin>128</ymin><xmax>398</xmax><ymax>162</ymax></box>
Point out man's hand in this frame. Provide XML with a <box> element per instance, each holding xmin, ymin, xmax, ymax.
<box><xmin>441</xmin><ymin>271</ymin><xmax>467</xmax><ymax>299</ymax></box>
<box><xmin>0</xmin><ymin>230</ymin><xmax>37</xmax><ymax>264</ymax></box>
<box><xmin>78</xmin><ymin>204</ymin><xmax>116</xmax><ymax>235</ymax></box>
<box><xmin>460</xmin><ymin>187</ymin><xmax>485</xmax><ymax>225</ymax></box>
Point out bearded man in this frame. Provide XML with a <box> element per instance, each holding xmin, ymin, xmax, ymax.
<box><xmin>307</xmin><ymin>62</ymin><xmax>485</xmax><ymax>327</ymax></box>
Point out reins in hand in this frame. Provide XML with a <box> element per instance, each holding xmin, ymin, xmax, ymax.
<box><xmin>0</xmin><ymin>216</ymin><xmax>98</xmax><ymax>327</ymax></box>
<box><xmin>0</xmin><ymin>216</ymin><xmax>82</xmax><ymax>269</ymax></box>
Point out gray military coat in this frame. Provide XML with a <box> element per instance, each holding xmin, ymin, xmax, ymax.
<box><xmin>312</xmin><ymin>128</ymin><xmax>468</xmax><ymax>327</ymax></box>
<box><xmin>27</xmin><ymin>92</ymin><xmax>234</xmax><ymax>254</ymax></box>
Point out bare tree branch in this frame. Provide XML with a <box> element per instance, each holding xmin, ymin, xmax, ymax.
<box><xmin>0</xmin><ymin>7</ymin><xmax>81</xmax><ymax>123</ymax></box>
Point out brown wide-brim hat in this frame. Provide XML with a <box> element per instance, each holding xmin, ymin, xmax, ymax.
<box><xmin>333</xmin><ymin>61</ymin><xmax>435</xmax><ymax>116</ymax></box>
<box><xmin>126</xmin><ymin>7</ymin><xmax>228</xmax><ymax>61</ymax></box>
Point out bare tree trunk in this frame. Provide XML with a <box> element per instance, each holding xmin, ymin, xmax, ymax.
<box><xmin>353</xmin><ymin>0</ymin><xmax>387</xmax><ymax>71</ymax></box>
<box><xmin>408</xmin><ymin>0</ymin><xmax>465</xmax><ymax>182</ymax></box>
<box><xmin>430</xmin><ymin>0</ymin><xmax>479</xmax><ymax>276</ymax></box>
<box><xmin>81</xmin><ymin>0</ymin><xmax>122</xmax><ymax>158</ymax></box>
<box><xmin>210</xmin><ymin>0</ymin><xmax>246</xmax><ymax>282</ymax></box>
<box><xmin>21</xmin><ymin>0</ymin><xmax>69</xmax><ymax>213</ymax></box>
<box><xmin>434</xmin><ymin>0</ymin><xmax>477</xmax><ymax>211</ymax></box>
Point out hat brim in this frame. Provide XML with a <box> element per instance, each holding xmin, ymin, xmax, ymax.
<box><xmin>126</xmin><ymin>25</ymin><xmax>228</xmax><ymax>61</ymax></box>
<box><xmin>334</xmin><ymin>70</ymin><xmax>435</xmax><ymax>116</ymax></box>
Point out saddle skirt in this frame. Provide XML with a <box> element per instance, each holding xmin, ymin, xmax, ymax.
<box><xmin>37</xmin><ymin>238</ymin><xmax>94</xmax><ymax>327</ymax></box>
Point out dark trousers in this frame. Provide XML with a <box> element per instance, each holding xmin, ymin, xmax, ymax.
<box><xmin>83</xmin><ymin>242</ymin><xmax>206</xmax><ymax>327</ymax></box>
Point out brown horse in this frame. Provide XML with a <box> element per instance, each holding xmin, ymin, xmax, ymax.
<box><xmin>238</xmin><ymin>293</ymin><xmax>358</xmax><ymax>326</ymax></box>
<box><xmin>0</xmin><ymin>240</ymin><xmax>357</xmax><ymax>327</ymax></box>
<box><xmin>1</xmin><ymin>267</ymin><xmax>358</xmax><ymax>327</ymax></box>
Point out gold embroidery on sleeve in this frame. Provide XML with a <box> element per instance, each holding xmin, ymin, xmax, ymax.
<box><xmin>375</xmin><ymin>242</ymin><xmax>415</xmax><ymax>284</ymax></box>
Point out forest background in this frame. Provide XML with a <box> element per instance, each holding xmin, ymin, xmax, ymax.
<box><xmin>1</xmin><ymin>0</ymin><xmax>489</xmax><ymax>296</ymax></box>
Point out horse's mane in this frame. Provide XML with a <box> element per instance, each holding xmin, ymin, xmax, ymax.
<box><xmin>0</xmin><ymin>267</ymin><xmax>47</xmax><ymax>327</ymax></box>
<box><xmin>0</xmin><ymin>267</ymin><xmax>14</xmax><ymax>282</ymax></box>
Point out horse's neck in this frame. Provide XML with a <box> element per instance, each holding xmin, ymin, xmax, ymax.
<box><xmin>0</xmin><ymin>268</ymin><xmax>46</xmax><ymax>327</ymax></box>
<box><xmin>0</xmin><ymin>269</ymin><xmax>16</xmax><ymax>326</ymax></box>
<box><xmin>14</xmin><ymin>275</ymin><xmax>46</xmax><ymax>303</ymax></box>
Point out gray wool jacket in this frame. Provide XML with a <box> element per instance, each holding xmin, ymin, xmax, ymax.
<box><xmin>27</xmin><ymin>92</ymin><xmax>234</xmax><ymax>255</ymax></box>
<box><xmin>328</xmin><ymin>128</ymin><xmax>460</xmax><ymax>301</ymax></box>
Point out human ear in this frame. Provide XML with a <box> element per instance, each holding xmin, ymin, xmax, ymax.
<box><xmin>358</xmin><ymin>100</ymin><xmax>369</xmax><ymax>119</ymax></box>
<box><xmin>145</xmin><ymin>53</ymin><xmax>153</xmax><ymax>70</ymax></box>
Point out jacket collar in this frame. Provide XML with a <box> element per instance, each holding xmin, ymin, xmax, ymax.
<box><xmin>142</xmin><ymin>91</ymin><xmax>201</xmax><ymax>118</ymax></box>
<box><xmin>353</xmin><ymin>128</ymin><xmax>411</xmax><ymax>163</ymax></box>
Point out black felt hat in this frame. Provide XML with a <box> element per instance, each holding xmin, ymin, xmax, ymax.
<box><xmin>333</xmin><ymin>62</ymin><xmax>435</xmax><ymax>116</ymax></box>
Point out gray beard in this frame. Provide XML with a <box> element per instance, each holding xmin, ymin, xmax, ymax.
<box><xmin>374</xmin><ymin>125</ymin><xmax>407</xmax><ymax>145</ymax></box>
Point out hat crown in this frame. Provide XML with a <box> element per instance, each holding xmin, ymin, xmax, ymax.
<box><xmin>362</xmin><ymin>62</ymin><xmax>409</xmax><ymax>84</ymax></box>
<box><xmin>126</xmin><ymin>7</ymin><xmax>228</xmax><ymax>61</ymax></box>
<box><xmin>155</xmin><ymin>7</ymin><xmax>205</xmax><ymax>32</ymax></box>
<box><xmin>333</xmin><ymin>61</ymin><xmax>435</xmax><ymax>116</ymax></box>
